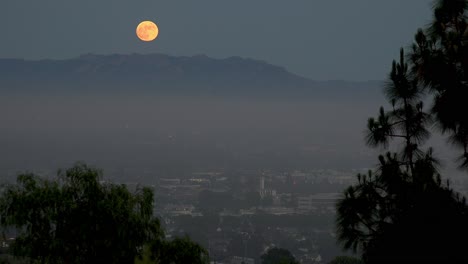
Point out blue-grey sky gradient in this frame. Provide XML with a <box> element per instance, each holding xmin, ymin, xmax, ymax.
<box><xmin>1</xmin><ymin>0</ymin><xmax>433</xmax><ymax>80</ymax></box>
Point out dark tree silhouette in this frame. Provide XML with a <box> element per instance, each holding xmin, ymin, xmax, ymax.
<box><xmin>336</xmin><ymin>4</ymin><xmax>468</xmax><ymax>260</ymax></box>
<box><xmin>0</xmin><ymin>163</ymin><xmax>208</xmax><ymax>264</ymax></box>
<box><xmin>410</xmin><ymin>0</ymin><xmax>468</xmax><ymax>168</ymax></box>
<box><xmin>261</xmin><ymin>247</ymin><xmax>299</xmax><ymax>264</ymax></box>
<box><xmin>149</xmin><ymin>236</ymin><xmax>209</xmax><ymax>264</ymax></box>
<box><xmin>328</xmin><ymin>256</ymin><xmax>363</xmax><ymax>264</ymax></box>
<box><xmin>0</xmin><ymin>163</ymin><xmax>163</xmax><ymax>263</ymax></box>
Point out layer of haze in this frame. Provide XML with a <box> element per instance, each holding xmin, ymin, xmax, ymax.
<box><xmin>0</xmin><ymin>94</ymin><xmax>382</xmax><ymax>177</ymax></box>
<box><xmin>1</xmin><ymin>0</ymin><xmax>433</xmax><ymax>81</ymax></box>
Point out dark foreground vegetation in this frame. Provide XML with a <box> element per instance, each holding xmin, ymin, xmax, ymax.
<box><xmin>0</xmin><ymin>163</ymin><xmax>208</xmax><ymax>264</ymax></box>
<box><xmin>336</xmin><ymin>0</ymin><xmax>468</xmax><ymax>263</ymax></box>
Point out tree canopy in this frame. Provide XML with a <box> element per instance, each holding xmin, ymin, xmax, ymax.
<box><xmin>410</xmin><ymin>0</ymin><xmax>468</xmax><ymax>169</ymax></box>
<box><xmin>328</xmin><ymin>256</ymin><xmax>363</xmax><ymax>264</ymax></box>
<box><xmin>261</xmin><ymin>247</ymin><xmax>299</xmax><ymax>264</ymax></box>
<box><xmin>0</xmin><ymin>163</ymin><xmax>208</xmax><ymax>264</ymax></box>
<box><xmin>150</xmin><ymin>236</ymin><xmax>209</xmax><ymax>264</ymax></box>
<box><xmin>336</xmin><ymin>0</ymin><xmax>468</xmax><ymax>262</ymax></box>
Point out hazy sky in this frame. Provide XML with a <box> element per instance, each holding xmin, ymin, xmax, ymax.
<box><xmin>1</xmin><ymin>0</ymin><xmax>433</xmax><ymax>81</ymax></box>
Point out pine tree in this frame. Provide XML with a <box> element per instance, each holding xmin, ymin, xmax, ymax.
<box><xmin>336</xmin><ymin>40</ymin><xmax>468</xmax><ymax>263</ymax></box>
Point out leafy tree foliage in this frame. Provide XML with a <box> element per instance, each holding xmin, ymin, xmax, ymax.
<box><xmin>261</xmin><ymin>247</ymin><xmax>298</xmax><ymax>264</ymax></box>
<box><xmin>149</xmin><ymin>236</ymin><xmax>209</xmax><ymax>264</ymax></box>
<box><xmin>0</xmin><ymin>163</ymin><xmax>165</xmax><ymax>263</ymax></box>
<box><xmin>336</xmin><ymin>1</ymin><xmax>468</xmax><ymax>261</ymax></box>
<box><xmin>328</xmin><ymin>256</ymin><xmax>363</xmax><ymax>264</ymax></box>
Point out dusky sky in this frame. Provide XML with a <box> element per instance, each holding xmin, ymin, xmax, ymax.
<box><xmin>1</xmin><ymin>0</ymin><xmax>433</xmax><ymax>81</ymax></box>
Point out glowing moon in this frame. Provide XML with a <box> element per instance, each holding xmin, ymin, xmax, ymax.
<box><xmin>136</xmin><ymin>21</ymin><xmax>159</xmax><ymax>42</ymax></box>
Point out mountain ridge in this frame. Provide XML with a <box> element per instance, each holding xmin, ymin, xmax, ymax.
<box><xmin>0</xmin><ymin>53</ymin><xmax>383</xmax><ymax>98</ymax></box>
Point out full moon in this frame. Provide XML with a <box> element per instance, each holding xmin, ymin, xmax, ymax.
<box><xmin>136</xmin><ymin>21</ymin><xmax>159</xmax><ymax>42</ymax></box>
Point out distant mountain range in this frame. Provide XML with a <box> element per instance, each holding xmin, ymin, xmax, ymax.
<box><xmin>0</xmin><ymin>53</ymin><xmax>383</xmax><ymax>98</ymax></box>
